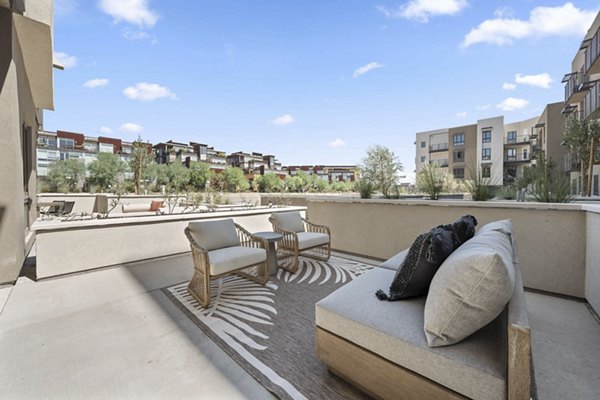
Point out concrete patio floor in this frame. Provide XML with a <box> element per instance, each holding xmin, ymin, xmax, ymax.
<box><xmin>1</xmin><ymin>253</ymin><xmax>599</xmax><ymax>400</ymax></box>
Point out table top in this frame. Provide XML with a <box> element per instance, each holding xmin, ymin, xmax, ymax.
<box><xmin>253</xmin><ymin>231</ymin><xmax>283</xmax><ymax>241</ymax></box>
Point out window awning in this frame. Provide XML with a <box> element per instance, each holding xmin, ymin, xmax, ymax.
<box><xmin>12</xmin><ymin>13</ymin><xmax>54</xmax><ymax>110</ymax></box>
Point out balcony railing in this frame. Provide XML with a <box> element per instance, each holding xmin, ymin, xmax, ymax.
<box><xmin>429</xmin><ymin>143</ymin><xmax>448</xmax><ymax>152</ymax></box>
<box><xmin>430</xmin><ymin>159</ymin><xmax>448</xmax><ymax>167</ymax></box>
<box><xmin>504</xmin><ymin>154</ymin><xmax>530</xmax><ymax>162</ymax></box>
<box><xmin>585</xmin><ymin>27</ymin><xmax>600</xmax><ymax>75</ymax></box>
<box><xmin>504</xmin><ymin>136</ymin><xmax>530</xmax><ymax>145</ymax></box>
<box><xmin>584</xmin><ymin>82</ymin><xmax>600</xmax><ymax>119</ymax></box>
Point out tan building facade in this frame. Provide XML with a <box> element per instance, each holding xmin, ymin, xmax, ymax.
<box><xmin>415</xmin><ymin>110</ymin><xmax>561</xmax><ymax>185</ymax></box>
<box><xmin>0</xmin><ymin>0</ymin><xmax>55</xmax><ymax>284</ymax></box>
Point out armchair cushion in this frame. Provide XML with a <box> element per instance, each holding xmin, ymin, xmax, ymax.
<box><xmin>297</xmin><ymin>232</ymin><xmax>329</xmax><ymax>250</ymax></box>
<box><xmin>208</xmin><ymin>246</ymin><xmax>267</xmax><ymax>275</ymax></box>
<box><xmin>271</xmin><ymin>211</ymin><xmax>305</xmax><ymax>233</ymax></box>
<box><xmin>188</xmin><ymin>219</ymin><xmax>240</xmax><ymax>251</ymax></box>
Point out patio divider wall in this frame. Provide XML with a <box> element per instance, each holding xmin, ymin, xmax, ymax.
<box><xmin>33</xmin><ymin>206</ymin><xmax>304</xmax><ymax>279</ymax></box>
<box><xmin>307</xmin><ymin>199</ymin><xmax>597</xmax><ymax>310</ymax></box>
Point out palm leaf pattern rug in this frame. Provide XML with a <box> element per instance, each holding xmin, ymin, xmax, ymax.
<box><xmin>163</xmin><ymin>256</ymin><xmax>374</xmax><ymax>400</ymax></box>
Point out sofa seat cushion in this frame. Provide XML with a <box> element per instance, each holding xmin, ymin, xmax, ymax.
<box><xmin>208</xmin><ymin>246</ymin><xmax>266</xmax><ymax>275</ymax></box>
<box><xmin>378</xmin><ymin>248</ymin><xmax>408</xmax><ymax>271</ymax></box>
<box><xmin>316</xmin><ymin>268</ymin><xmax>507</xmax><ymax>400</ymax></box>
<box><xmin>297</xmin><ymin>232</ymin><xmax>329</xmax><ymax>250</ymax></box>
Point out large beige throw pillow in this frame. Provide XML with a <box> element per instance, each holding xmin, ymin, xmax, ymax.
<box><xmin>424</xmin><ymin>228</ymin><xmax>515</xmax><ymax>347</ymax></box>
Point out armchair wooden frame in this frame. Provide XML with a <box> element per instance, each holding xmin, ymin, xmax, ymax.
<box><xmin>269</xmin><ymin>216</ymin><xmax>331</xmax><ymax>273</ymax></box>
<box><xmin>184</xmin><ymin>223</ymin><xmax>268</xmax><ymax>308</ymax></box>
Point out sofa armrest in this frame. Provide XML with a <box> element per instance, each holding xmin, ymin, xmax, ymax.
<box><xmin>507</xmin><ymin>262</ymin><xmax>531</xmax><ymax>400</ymax></box>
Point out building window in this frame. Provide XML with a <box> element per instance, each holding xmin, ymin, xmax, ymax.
<box><xmin>523</xmin><ymin>149</ymin><xmax>528</xmax><ymax>160</ymax></box>
<box><xmin>420</xmin><ymin>156</ymin><xmax>426</xmax><ymax>163</ymax></box>
<box><xmin>482</xmin><ymin>148</ymin><xmax>491</xmax><ymax>160</ymax></box>
<box><xmin>594</xmin><ymin>175</ymin><xmax>599</xmax><ymax>196</ymax></box>
<box><xmin>506</xmin><ymin>148</ymin><xmax>516</xmax><ymax>161</ymax></box>
<box><xmin>506</xmin><ymin>166</ymin><xmax>517</xmax><ymax>179</ymax></box>
<box><xmin>453</xmin><ymin>168</ymin><xmax>465</xmax><ymax>179</ymax></box>
<box><xmin>421</xmin><ymin>141</ymin><xmax>426</xmax><ymax>148</ymax></box>
<box><xmin>453</xmin><ymin>150</ymin><xmax>464</xmax><ymax>162</ymax></box>
<box><xmin>482</xmin><ymin>166</ymin><xmax>491</xmax><ymax>178</ymax></box>
<box><xmin>482</xmin><ymin>130</ymin><xmax>492</xmax><ymax>143</ymax></box>
<box><xmin>507</xmin><ymin>131</ymin><xmax>517</xmax><ymax>143</ymax></box>
<box><xmin>453</xmin><ymin>133</ymin><xmax>465</xmax><ymax>146</ymax></box>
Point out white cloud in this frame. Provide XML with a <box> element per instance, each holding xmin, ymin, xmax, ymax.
<box><xmin>119</xmin><ymin>123</ymin><xmax>143</xmax><ymax>134</ymax></box>
<box><xmin>329</xmin><ymin>138</ymin><xmax>347</xmax><ymax>148</ymax></box>
<box><xmin>269</xmin><ymin>114</ymin><xmax>295</xmax><ymax>126</ymax></box>
<box><xmin>377</xmin><ymin>0</ymin><xmax>468</xmax><ymax>22</ymax></box>
<box><xmin>455</xmin><ymin>111</ymin><xmax>468</xmax><ymax>118</ymax></box>
<box><xmin>515</xmin><ymin>73</ymin><xmax>553</xmax><ymax>89</ymax></box>
<box><xmin>463</xmin><ymin>3</ymin><xmax>596</xmax><ymax>47</ymax></box>
<box><xmin>494</xmin><ymin>7</ymin><xmax>514</xmax><ymax>18</ymax></box>
<box><xmin>476</xmin><ymin>104</ymin><xmax>492</xmax><ymax>110</ymax></box>
<box><xmin>353</xmin><ymin>62</ymin><xmax>384</xmax><ymax>78</ymax></box>
<box><xmin>99</xmin><ymin>126</ymin><xmax>113</xmax><ymax>134</ymax></box>
<box><xmin>122</xmin><ymin>28</ymin><xmax>158</xmax><ymax>43</ymax></box>
<box><xmin>123</xmin><ymin>82</ymin><xmax>176</xmax><ymax>101</ymax></box>
<box><xmin>502</xmin><ymin>82</ymin><xmax>517</xmax><ymax>90</ymax></box>
<box><xmin>83</xmin><ymin>78</ymin><xmax>109</xmax><ymax>88</ymax></box>
<box><xmin>53</xmin><ymin>51</ymin><xmax>77</xmax><ymax>69</ymax></box>
<box><xmin>99</xmin><ymin>0</ymin><xmax>159</xmax><ymax>28</ymax></box>
<box><xmin>497</xmin><ymin>97</ymin><xmax>529</xmax><ymax>111</ymax></box>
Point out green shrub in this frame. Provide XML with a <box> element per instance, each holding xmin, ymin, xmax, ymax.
<box><xmin>416</xmin><ymin>164</ymin><xmax>446</xmax><ymax>200</ymax></box>
<box><xmin>354</xmin><ymin>179</ymin><xmax>375</xmax><ymax>199</ymax></box>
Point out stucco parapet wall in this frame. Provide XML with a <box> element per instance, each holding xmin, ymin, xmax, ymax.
<box><xmin>34</xmin><ymin>207</ymin><xmax>306</xmax><ymax>279</ymax></box>
<box><xmin>33</xmin><ymin>206</ymin><xmax>306</xmax><ymax>233</ymax></box>
<box><xmin>306</xmin><ymin>198</ymin><xmax>585</xmax><ymax>212</ymax></box>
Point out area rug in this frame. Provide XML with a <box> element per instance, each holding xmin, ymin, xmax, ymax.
<box><xmin>162</xmin><ymin>256</ymin><xmax>375</xmax><ymax>400</ymax></box>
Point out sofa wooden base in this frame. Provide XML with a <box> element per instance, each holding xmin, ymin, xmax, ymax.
<box><xmin>316</xmin><ymin>327</ymin><xmax>467</xmax><ymax>400</ymax></box>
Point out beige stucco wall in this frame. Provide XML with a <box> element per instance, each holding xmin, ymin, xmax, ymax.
<box><xmin>34</xmin><ymin>207</ymin><xmax>306</xmax><ymax>279</ymax></box>
<box><xmin>307</xmin><ymin>199</ymin><xmax>586</xmax><ymax>298</ymax></box>
<box><xmin>37</xmin><ymin>193</ymin><xmax>263</xmax><ymax>215</ymax></box>
<box><xmin>585</xmin><ymin>208</ymin><xmax>600</xmax><ymax>314</ymax></box>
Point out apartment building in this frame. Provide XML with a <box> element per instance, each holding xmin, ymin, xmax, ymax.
<box><xmin>190</xmin><ymin>142</ymin><xmax>228</xmax><ymax>171</ymax></box>
<box><xmin>562</xmin><ymin>12</ymin><xmax>600</xmax><ymax>195</ymax></box>
<box><xmin>153</xmin><ymin>140</ymin><xmax>197</xmax><ymax>165</ymax></box>
<box><xmin>285</xmin><ymin>165</ymin><xmax>359</xmax><ymax>183</ymax></box>
<box><xmin>37</xmin><ymin>130</ymin><xmax>136</xmax><ymax>176</ymax></box>
<box><xmin>415</xmin><ymin>112</ymin><xmax>559</xmax><ymax>185</ymax></box>
<box><xmin>1</xmin><ymin>0</ymin><xmax>55</xmax><ymax>284</ymax></box>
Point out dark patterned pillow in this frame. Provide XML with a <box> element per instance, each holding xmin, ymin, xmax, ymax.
<box><xmin>440</xmin><ymin>215</ymin><xmax>478</xmax><ymax>248</ymax></box>
<box><xmin>376</xmin><ymin>227</ymin><xmax>455</xmax><ymax>301</ymax></box>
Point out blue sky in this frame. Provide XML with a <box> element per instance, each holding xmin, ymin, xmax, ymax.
<box><xmin>46</xmin><ymin>0</ymin><xmax>600</xmax><ymax>177</ymax></box>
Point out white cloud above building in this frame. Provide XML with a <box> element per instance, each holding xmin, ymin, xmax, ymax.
<box><xmin>377</xmin><ymin>0</ymin><xmax>468</xmax><ymax>22</ymax></box>
<box><xmin>123</xmin><ymin>82</ymin><xmax>177</xmax><ymax>101</ymax></box>
<box><xmin>497</xmin><ymin>97</ymin><xmax>529</xmax><ymax>111</ymax></box>
<box><xmin>462</xmin><ymin>3</ymin><xmax>596</xmax><ymax>47</ymax></box>
<box><xmin>83</xmin><ymin>78</ymin><xmax>109</xmax><ymax>88</ymax></box>
<box><xmin>98</xmin><ymin>0</ymin><xmax>159</xmax><ymax>28</ymax></box>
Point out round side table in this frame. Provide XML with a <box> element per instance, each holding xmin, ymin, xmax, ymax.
<box><xmin>253</xmin><ymin>231</ymin><xmax>283</xmax><ymax>275</ymax></box>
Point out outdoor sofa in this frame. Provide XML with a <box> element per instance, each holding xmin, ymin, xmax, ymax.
<box><xmin>316</xmin><ymin>220</ymin><xmax>531</xmax><ymax>400</ymax></box>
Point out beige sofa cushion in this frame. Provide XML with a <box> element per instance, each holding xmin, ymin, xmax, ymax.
<box><xmin>297</xmin><ymin>232</ymin><xmax>329</xmax><ymax>250</ymax></box>
<box><xmin>477</xmin><ymin>219</ymin><xmax>518</xmax><ymax>263</ymax></box>
<box><xmin>271</xmin><ymin>211</ymin><xmax>305</xmax><ymax>233</ymax></box>
<box><xmin>208</xmin><ymin>246</ymin><xmax>266</xmax><ymax>275</ymax></box>
<box><xmin>424</xmin><ymin>228</ymin><xmax>515</xmax><ymax>347</ymax></box>
<box><xmin>188</xmin><ymin>219</ymin><xmax>240</xmax><ymax>251</ymax></box>
<box><xmin>316</xmin><ymin>268</ymin><xmax>507</xmax><ymax>400</ymax></box>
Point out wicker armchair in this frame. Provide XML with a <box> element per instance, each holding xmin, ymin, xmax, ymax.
<box><xmin>185</xmin><ymin>219</ymin><xmax>268</xmax><ymax>307</ymax></box>
<box><xmin>269</xmin><ymin>211</ymin><xmax>331</xmax><ymax>273</ymax></box>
